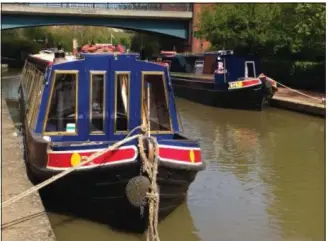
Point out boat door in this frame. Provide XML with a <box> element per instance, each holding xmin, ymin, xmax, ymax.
<box><xmin>108</xmin><ymin>56</ymin><xmax>134</xmax><ymax>141</ymax></box>
<box><xmin>244</xmin><ymin>61</ymin><xmax>256</xmax><ymax>78</ymax></box>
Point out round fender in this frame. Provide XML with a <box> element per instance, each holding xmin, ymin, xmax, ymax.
<box><xmin>125</xmin><ymin>176</ymin><xmax>150</xmax><ymax>207</ymax></box>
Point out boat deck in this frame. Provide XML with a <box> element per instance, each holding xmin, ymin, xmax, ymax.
<box><xmin>271</xmin><ymin>87</ymin><xmax>326</xmax><ymax>117</ymax></box>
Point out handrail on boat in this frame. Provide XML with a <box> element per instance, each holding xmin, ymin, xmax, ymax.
<box><xmin>170</xmin><ymin>72</ymin><xmax>214</xmax><ymax>81</ymax></box>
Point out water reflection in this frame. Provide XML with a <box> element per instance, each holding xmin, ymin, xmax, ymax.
<box><xmin>178</xmin><ymin>98</ymin><xmax>324</xmax><ymax>241</ymax></box>
<box><xmin>49</xmin><ymin>203</ymin><xmax>199</xmax><ymax>241</ymax></box>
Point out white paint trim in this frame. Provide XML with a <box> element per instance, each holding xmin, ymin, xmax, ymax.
<box><xmin>159</xmin><ymin>158</ymin><xmax>203</xmax><ymax>166</ymax></box>
<box><xmin>158</xmin><ymin>144</ymin><xmax>201</xmax><ymax>151</ymax></box>
<box><xmin>47</xmin><ymin>145</ymin><xmax>137</xmax><ymax>154</ymax></box>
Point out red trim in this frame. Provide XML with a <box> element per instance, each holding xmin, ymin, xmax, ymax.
<box><xmin>159</xmin><ymin>147</ymin><xmax>202</xmax><ymax>163</ymax></box>
<box><xmin>241</xmin><ymin>79</ymin><xmax>261</xmax><ymax>87</ymax></box>
<box><xmin>154</xmin><ymin>62</ymin><xmax>169</xmax><ymax>67</ymax></box>
<box><xmin>160</xmin><ymin>51</ymin><xmax>177</xmax><ymax>57</ymax></box>
<box><xmin>47</xmin><ymin>147</ymin><xmax>136</xmax><ymax>169</ymax></box>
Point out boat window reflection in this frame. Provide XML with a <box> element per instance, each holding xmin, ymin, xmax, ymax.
<box><xmin>115</xmin><ymin>72</ymin><xmax>130</xmax><ymax>133</ymax></box>
<box><xmin>44</xmin><ymin>71</ymin><xmax>78</xmax><ymax>134</ymax></box>
<box><xmin>90</xmin><ymin>72</ymin><xmax>106</xmax><ymax>134</ymax></box>
<box><xmin>142</xmin><ymin>73</ymin><xmax>171</xmax><ymax>132</ymax></box>
<box><xmin>30</xmin><ymin>74</ymin><xmax>44</xmax><ymax>129</ymax></box>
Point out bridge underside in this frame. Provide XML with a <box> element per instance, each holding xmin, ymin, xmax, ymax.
<box><xmin>1</xmin><ymin>14</ymin><xmax>190</xmax><ymax>39</ymax></box>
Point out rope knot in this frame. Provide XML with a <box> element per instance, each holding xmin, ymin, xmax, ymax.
<box><xmin>138</xmin><ymin>135</ymin><xmax>161</xmax><ymax>241</ymax></box>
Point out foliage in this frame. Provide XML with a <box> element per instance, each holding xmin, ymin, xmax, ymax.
<box><xmin>1</xmin><ymin>26</ymin><xmax>135</xmax><ymax>60</ymax></box>
<box><xmin>260</xmin><ymin>60</ymin><xmax>325</xmax><ymax>92</ymax></box>
<box><xmin>195</xmin><ymin>3</ymin><xmax>325</xmax><ymax>60</ymax></box>
<box><xmin>130</xmin><ymin>33</ymin><xmax>184</xmax><ymax>58</ymax></box>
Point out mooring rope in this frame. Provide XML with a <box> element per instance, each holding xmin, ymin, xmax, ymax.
<box><xmin>1</xmin><ymin>125</ymin><xmax>146</xmax><ymax>209</ymax></box>
<box><xmin>138</xmin><ymin>135</ymin><xmax>161</xmax><ymax>241</ymax></box>
<box><xmin>273</xmin><ymin>80</ymin><xmax>325</xmax><ymax>104</ymax></box>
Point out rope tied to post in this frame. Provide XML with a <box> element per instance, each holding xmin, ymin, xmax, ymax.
<box><xmin>138</xmin><ymin>135</ymin><xmax>161</xmax><ymax>241</ymax></box>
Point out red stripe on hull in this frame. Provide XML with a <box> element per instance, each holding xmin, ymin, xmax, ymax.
<box><xmin>159</xmin><ymin>147</ymin><xmax>202</xmax><ymax>163</ymax></box>
<box><xmin>242</xmin><ymin>79</ymin><xmax>261</xmax><ymax>87</ymax></box>
<box><xmin>47</xmin><ymin>147</ymin><xmax>137</xmax><ymax>169</ymax></box>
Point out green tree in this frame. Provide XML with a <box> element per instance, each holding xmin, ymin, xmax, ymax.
<box><xmin>293</xmin><ymin>3</ymin><xmax>325</xmax><ymax>59</ymax></box>
<box><xmin>195</xmin><ymin>4</ymin><xmax>283</xmax><ymax>56</ymax></box>
<box><xmin>195</xmin><ymin>3</ymin><xmax>325</xmax><ymax>59</ymax></box>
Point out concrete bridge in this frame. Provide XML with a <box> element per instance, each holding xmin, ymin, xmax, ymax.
<box><xmin>1</xmin><ymin>3</ymin><xmax>208</xmax><ymax>52</ymax></box>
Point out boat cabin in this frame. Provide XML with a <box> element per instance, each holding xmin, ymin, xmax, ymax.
<box><xmin>20</xmin><ymin>51</ymin><xmax>182</xmax><ymax>143</ymax></box>
<box><xmin>157</xmin><ymin>50</ymin><xmax>260</xmax><ymax>85</ymax></box>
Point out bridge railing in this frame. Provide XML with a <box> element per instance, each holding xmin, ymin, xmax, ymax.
<box><xmin>13</xmin><ymin>3</ymin><xmax>192</xmax><ymax>12</ymax></box>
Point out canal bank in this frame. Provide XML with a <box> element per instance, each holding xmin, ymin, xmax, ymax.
<box><xmin>1</xmin><ymin>97</ymin><xmax>56</xmax><ymax>241</ymax></box>
<box><xmin>270</xmin><ymin>88</ymin><xmax>325</xmax><ymax>117</ymax></box>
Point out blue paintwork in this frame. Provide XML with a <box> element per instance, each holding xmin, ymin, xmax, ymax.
<box><xmin>1</xmin><ymin>14</ymin><xmax>189</xmax><ymax>39</ymax></box>
<box><xmin>162</xmin><ymin>52</ymin><xmax>261</xmax><ymax>91</ymax></box>
<box><xmin>34</xmin><ymin>53</ymin><xmax>185</xmax><ymax>145</ymax></box>
<box><xmin>51</xmin><ymin>138</ymin><xmax>200</xmax><ymax>152</ymax></box>
<box><xmin>213</xmin><ymin>54</ymin><xmax>260</xmax><ymax>86</ymax></box>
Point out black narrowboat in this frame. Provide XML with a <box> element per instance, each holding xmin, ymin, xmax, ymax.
<box><xmin>154</xmin><ymin>50</ymin><xmax>278</xmax><ymax>111</ymax></box>
<box><xmin>18</xmin><ymin>45</ymin><xmax>205</xmax><ymax>233</ymax></box>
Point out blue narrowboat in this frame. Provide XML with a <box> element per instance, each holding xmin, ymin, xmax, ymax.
<box><xmin>18</xmin><ymin>46</ymin><xmax>205</xmax><ymax>232</ymax></box>
<box><xmin>154</xmin><ymin>50</ymin><xmax>278</xmax><ymax>110</ymax></box>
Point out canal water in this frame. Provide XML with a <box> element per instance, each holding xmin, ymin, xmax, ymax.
<box><xmin>2</xmin><ymin>70</ymin><xmax>325</xmax><ymax>241</ymax></box>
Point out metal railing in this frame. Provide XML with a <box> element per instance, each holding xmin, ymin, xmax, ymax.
<box><xmin>12</xmin><ymin>3</ymin><xmax>192</xmax><ymax>12</ymax></box>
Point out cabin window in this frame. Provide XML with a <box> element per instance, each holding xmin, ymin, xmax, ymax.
<box><xmin>43</xmin><ymin>70</ymin><xmax>78</xmax><ymax>135</ymax></box>
<box><xmin>245</xmin><ymin>61</ymin><xmax>256</xmax><ymax>78</ymax></box>
<box><xmin>142</xmin><ymin>72</ymin><xmax>171</xmax><ymax>132</ymax></box>
<box><xmin>90</xmin><ymin>71</ymin><xmax>106</xmax><ymax>134</ymax></box>
<box><xmin>114</xmin><ymin>72</ymin><xmax>130</xmax><ymax>133</ymax></box>
<box><xmin>21</xmin><ymin>61</ymin><xmax>27</xmax><ymax>79</ymax></box>
<box><xmin>28</xmin><ymin>70</ymin><xmax>38</xmax><ymax>102</ymax></box>
<box><xmin>28</xmin><ymin>72</ymin><xmax>44</xmax><ymax>128</ymax></box>
<box><xmin>25</xmin><ymin>68</ymin><xmax>32</xmax><ymax>93</ymax></box>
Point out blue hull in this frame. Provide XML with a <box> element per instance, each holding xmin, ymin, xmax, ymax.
<box><xmin>171</xmin><ymin>77</ymin><xmax>269</xmax><ymax>110</ymax></box>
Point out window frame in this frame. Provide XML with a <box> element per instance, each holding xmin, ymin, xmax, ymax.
<box><xmin>245</xmin><ymin>61</ymin><xmax>256</xmax><ymax>78</ymax></box>
<box><xmin>42</xmin><ymin>70</ymin><xmax>79</xmax><ymax>136</ymax></box>
<box><xmin>29</xmin><ymin>73</ymin><xmax>44</xmax><ymax>129</ymax></box>
<box><xmin>140</xmin><ymin>71</ymin><xmax>173</xmax><ymax>134</ymax></box>
<box><xmin>89</xmin><ymin>70</ymin><xmax>106</xmax><ymax>135</ymax></box>
<box><xmin>28</xmin><ymin>69</ymin><xmax>38</xmax><ymax>102</ymax></box>
<box><xmin>114</xmin><ymin>71</ymin><xmax>131</xmax><ymax>135</ymax></box>
<box><xmin>27</xmin><ymin>69</ymin><xmax>42</xmax><ymax>126</ymax></box>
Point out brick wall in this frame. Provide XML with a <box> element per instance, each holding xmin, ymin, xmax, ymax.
<box><xmin>191</xmin><ymin>3</ymin><xmax>212</xmax><ymax>53</ymax></box>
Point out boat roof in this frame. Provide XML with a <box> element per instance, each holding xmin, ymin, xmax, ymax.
<box><xmin>28</xmin><ymin>51</ymin><xmax>140</xmax><ymax>66</ymax></box>
<box><xmin>28</xmin><ymin>51</ymin><xmax>77</xmax><ymax>66</ymax></box>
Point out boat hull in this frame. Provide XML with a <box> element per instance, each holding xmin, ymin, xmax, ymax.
<box><xmin>20</xmin><ymin>99</ymin><xmax>202</xmax><ymax>233</ymax></box>
<box><xmin>171</xmin><ymin>78</ymin><xmax>271</xmax><ymax>110</ymax></box>
<box><xmin>29</xmin><ymin>161</ymin><xmax>197</xmax><ymax>232</ymax></box>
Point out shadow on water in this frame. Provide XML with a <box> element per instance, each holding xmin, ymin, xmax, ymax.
<box><xmin>2</xmin><ymin>69</ymin><xmax>325</xmax><ymax>241</ymax></box>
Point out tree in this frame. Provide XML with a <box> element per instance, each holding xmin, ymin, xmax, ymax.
<box><xmin>195</xmin><ymin>4</ymin><xmax>284</xmax><ymax>56</ymax></box>
<box><xmin>293</xmin><ymin>3</ymin><xmax>325</xmax><ymax>59</ymax></box>
<box><xmin>194</xmin><ymin>3</ymin><xmax>325</xmax><ymax>59</ymax></box>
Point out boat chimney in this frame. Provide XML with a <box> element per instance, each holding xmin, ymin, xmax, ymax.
<box><xmin>53</xmin><ymin>43</ymin><xmax>66</xmax><ymax>64</ymax></box>
<box><xmin>73</xmin><ymin>38</ymin><xmax>78</xmax><ymax>56</ymax></box>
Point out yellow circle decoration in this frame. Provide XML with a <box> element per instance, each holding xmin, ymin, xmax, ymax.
<box><xmin>70</xmin><ymin>152</ymin><xmax>81</xmax><ymax>167</ymax></box>
<box><xmin>189</xmin><ymin>150</ymin><xmax>195</xmax><ymax>163</ymax></box>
